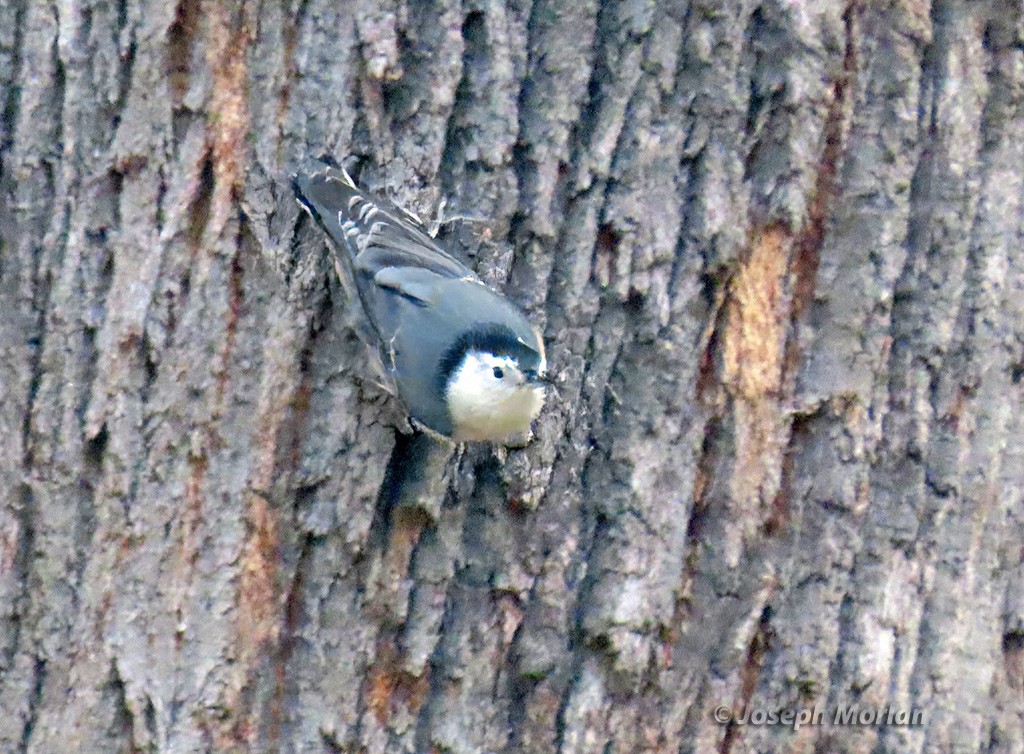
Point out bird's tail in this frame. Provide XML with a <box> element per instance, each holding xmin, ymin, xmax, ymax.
<box><xmin>293</xmin><ymin>158</ymin><xmax>471</xmax><ymax>280</ymax></box>
<box><xmin>292</xmin><ymin>159</ymin><xmax>364</xmax><ymax>257</ymax></box>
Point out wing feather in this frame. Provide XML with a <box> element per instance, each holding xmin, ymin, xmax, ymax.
<box><xmin>293</xmin><ymin>165</ymin><xmax>473</xmax><ymax>280</ymax></box>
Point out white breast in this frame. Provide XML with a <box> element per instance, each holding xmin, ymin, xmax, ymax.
<box><xmin>446</xmin><ymin>353</ymin><xmax>545</xmax><ymax>441</ymax></box>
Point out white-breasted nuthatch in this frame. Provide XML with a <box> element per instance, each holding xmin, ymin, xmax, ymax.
<box><xmin>293</xmin><ymin>162</ymin><xmax>548</xmax><ymax>442</ymax></box>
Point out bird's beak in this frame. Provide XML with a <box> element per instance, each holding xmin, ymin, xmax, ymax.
<box><xmin>525</xmin><ymin>371</ymin><xmax>552</xmax><ymax>386</ymax></box>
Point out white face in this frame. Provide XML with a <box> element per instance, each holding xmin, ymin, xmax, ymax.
<box><xmin>446</xmin><ymin>350</ymin><xmax>547</xmax><ymax>442</ymax></box>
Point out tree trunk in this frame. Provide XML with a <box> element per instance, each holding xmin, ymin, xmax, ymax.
<box><xmin>2</xmin><ymin>0</ymin><xmax>1022</xmax><ymax>752</ymax></box>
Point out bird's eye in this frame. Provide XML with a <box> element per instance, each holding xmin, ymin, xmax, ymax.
<box><xmin>492</xmin><ymin>367</ymin><xmax>504</xmax><ymax>379</ymax></box>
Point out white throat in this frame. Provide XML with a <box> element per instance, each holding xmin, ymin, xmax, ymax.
<box><xmin>446</xmin><ymin>351</ymin><xmax>545</xmax><ymax>441</ymax></box>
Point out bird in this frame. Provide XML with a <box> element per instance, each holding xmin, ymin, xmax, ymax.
<box><xmin>292</xmin><ymin>161</ymin><xmax>548</xmax><ymax>443</ymax></box>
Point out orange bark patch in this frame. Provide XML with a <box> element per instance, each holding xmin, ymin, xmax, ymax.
<box><xmin>213</xmin><ymin>491</ymin><xmax>281</xmax><ymax>750</ymax></box>
<box><xmin>715</xmin><ymin>225</ymin><xmax>794</xmax><ymax>540</ymax></box>
<box><xmin>723</xmin><ymin>224</ymin><xmax>790</xmax><ymax>401</ymax></box>
<box><xmin>366</xmin><ymin>641</ymin><xmax>431</xmax><ymax>723</ymax></box>
<box><xmin>206</xmin><ymin>1</ymin><xmax>251</xmax><ymax>235</ymax></box>
<box><xmin>238</xmin><ymin>492</ymin><xmax>280</xmax><ymax>648</ymax></box>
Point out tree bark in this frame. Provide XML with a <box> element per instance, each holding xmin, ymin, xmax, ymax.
<box><xmin>2</xmin><ymin>0</ymin><xmax>1023</xmax><ymax>752</ymax></box>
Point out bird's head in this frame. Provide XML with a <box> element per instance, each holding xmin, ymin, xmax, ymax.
<box><xmin>440</xmin><ymin>325</ymin><xmax>548</xmax><ymax>442</ymax></box>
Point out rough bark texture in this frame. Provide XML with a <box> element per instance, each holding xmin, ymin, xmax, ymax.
<box><xmin>1</xmin><ymin>0</ymin><xmax>1023</xmax><ymax>752</ymax></box>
